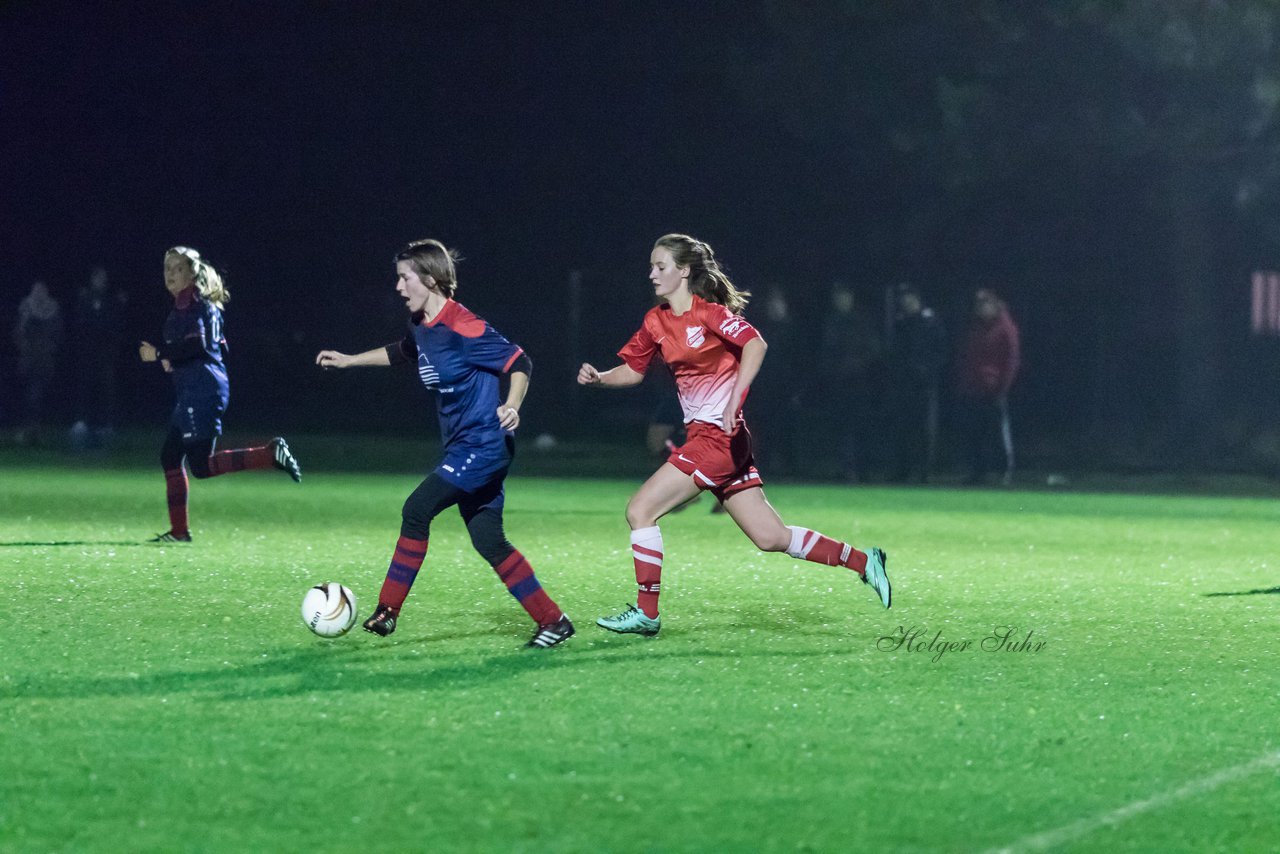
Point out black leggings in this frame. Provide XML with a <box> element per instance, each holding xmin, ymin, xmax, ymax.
<box><xmin>401</xmin><ymin>472</ymin><xmax>513</xmax><ymax>565</ymax></box>
<box><xmin>160</xmin><ymin>427</ymin><xmax>218</xmax><ymax>479</ymax></box>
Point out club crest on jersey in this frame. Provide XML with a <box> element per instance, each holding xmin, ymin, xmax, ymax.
<box><xmin>686</xmin><ymin>325</ymin><xmax>706</xmax><ymax>348</ymax></box>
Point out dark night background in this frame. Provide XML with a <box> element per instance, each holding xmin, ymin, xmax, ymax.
<box><xmin>5</xmin><ymin>1</ymin><xmax>1280</xmax><ymax>475</ymax></box>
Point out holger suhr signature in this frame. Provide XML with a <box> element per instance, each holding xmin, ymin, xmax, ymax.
<box><xmin>877</xmin><ymin>625</ymin><xmax>1047</xmax><ymax>663</ymax></box>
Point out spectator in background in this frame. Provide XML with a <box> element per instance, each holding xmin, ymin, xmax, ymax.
<box><xmin>956</xmin><ymin>287</ymin><xmax>1021</xmax><ymax>485</ymax></box>
<box><xmin>884</xmin><ymin>281</ymin><xmax>946</xmax><ymax>483</ymax></box>
<box><xmin>750</xmin><ymin>285</ymin><xmax>802</xmax><ymax>476</ymax></box>
<box><xmin>645</xmin><ymin>363</ymin><xmax>686</xmax><ymax>459</ymax></box>
<box><xmin>815</xmin><ymin>282</ymin><xmax>881</xmax><ymax>482</ymax></box>
<box><xmin>14</xmin><ymin>280</ymin><xmax>64</xmax><ymax>445</ymax></box>
<box><xmin>70</xmin><ymin>265</ymin><xmax>128</xmax><ymax>449</ymax></box>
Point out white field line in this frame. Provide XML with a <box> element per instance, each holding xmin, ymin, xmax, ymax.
<box><xmin>986</xmin><ymin>749</ymin><xmax>1280</xmax><ymax>853</ymax></box>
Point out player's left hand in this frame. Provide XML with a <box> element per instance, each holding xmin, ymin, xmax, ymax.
<box><xmin>138</xmin><ymin>341</ymin><xmax>158</xmax><ymax>362</ymax></box>
<box><xmin>720</xmin><ymin>401</ymin><xmax>739</xmax><ymax>435</ymax></box>
<box><xmin>497</xmin><ymin>405</ymin><xmax>520</xmax><ymax>431</ymax></box>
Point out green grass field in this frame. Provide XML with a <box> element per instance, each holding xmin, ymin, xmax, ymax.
<box><xmin>2</xmin><ymin>440</ymin><xmax>1278</xmax><ymax>853</ymax></box>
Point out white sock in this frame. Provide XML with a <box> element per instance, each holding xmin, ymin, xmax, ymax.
<box><xmin>786</xmin><ymin>525</ymin><xmax>814</xmax><ymax>559</ymax></box>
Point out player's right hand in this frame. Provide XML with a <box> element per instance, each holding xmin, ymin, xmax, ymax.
<box><xmin>315</xmin><ymin>350</ymin><xmax>350</xmax><ymax>370</ymax></box>
<box><xmin>577</xmin><ymin>363</ymin><xmax>601</xmax><ymax>385</ymax></box>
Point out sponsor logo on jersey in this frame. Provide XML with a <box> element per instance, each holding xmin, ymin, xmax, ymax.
<box><xmin>719</xmin><ymin>317</ymin><xmax>750</xmax><ymax>338</ymax></box>
<box><xmin>686</xmin><ymin>325</ymin><xmax>706</xmax><ymax>347</ymax></box>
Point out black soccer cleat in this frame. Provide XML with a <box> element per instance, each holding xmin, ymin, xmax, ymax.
<box><xmin>526</xmin><ymin>614</ymin><xmax>575</xmax><ymax>648</ymax></box>
<box><xmin>149</xmin><ymin>530</ymin><xmax>192</xmax><ymax>543</ymax></box>
<box><xmin>271</xmin><ymin>437</ymin><xmax>302</xmax><ymax>483</ymax></box>
<box><xmin>363</xmin><ymin>604</ymin><xmax>398</xmax><ymax>637</ymax></box>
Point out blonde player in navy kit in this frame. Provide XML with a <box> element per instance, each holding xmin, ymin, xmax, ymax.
<box><xmin>139</xmin><ymin>246</ymin><xmax>300</xmax><ymax>543</ymax></box>
<box><xmin>316</xmin><ymin>239</ymin><xmax>573</xmax><ymax>649</ymax></box>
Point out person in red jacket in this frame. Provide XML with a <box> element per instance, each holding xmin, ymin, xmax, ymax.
<box><xmin>956</xmin><ymin>288</ymin><xmax>1021</xmax><ymax>485</ymax></box>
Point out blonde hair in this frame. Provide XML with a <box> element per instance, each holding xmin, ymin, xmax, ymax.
<box><xmin>167</xmin><ymin>246</ymin><xmax>229</xmax><ymax>307</ymax></box>
<box><xmin>653</xmin><ymin>234</ymin><xmax>750</xmax><ymax>314</ymax></box>
<box><xmin>396</xmin><ymin>238</ymin><xmax>459</xmax><ymax>298</ymax></box>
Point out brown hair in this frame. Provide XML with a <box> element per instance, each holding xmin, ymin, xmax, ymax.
<box><xmin>395</xmin><ymin>238</ymin><xmax>459</xmax><ymax>298</ymax></box>
<box><xmin>166</xmin><ymin>246</ymin><xmax>229</xmax><ymax>307</ymax></box>
<box><xmin>654</xmin><ymin>234</ymin><xmax>750</xmax><ymax>314</ymax></box>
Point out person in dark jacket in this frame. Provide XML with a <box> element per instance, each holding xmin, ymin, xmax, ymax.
<box><xmin>814</xmin><ymin>282</ymin><xmax>881</xmax><ymax>482</ymax></box>
<box><xmin>14</xmin><ymin>280</ymin><xmax>64</xmax><ymax>445</ymax></box>
<box><xmin>885</xmin><ymin>282</ymin><xmax>946</xmax><ymax>483</ymax></box>
<box><xmin>956</xmin><ymin>288</ymin><xmax>1021</xmax><ymax>485</ymax></box>
<box><xmin>70</xmin><ymin>266</ymin><xmax>128</xmax><ymax>449</ymax></box>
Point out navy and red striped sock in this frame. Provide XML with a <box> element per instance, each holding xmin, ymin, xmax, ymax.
<box><xmin>785</xmin><ymin>526</ymin><xmax>868</xmax><ymax>576</ymax></box>
<box><xmin>493</xmin><ymin>550</ymin><xmax>561</xmax><ymax>626</ymax></box>
<box><xmin>206</xmin><ymin>445</ymin><xmax>274</xmax><ymax>477</ymax></box>
<box><xmin>378</xmin><ymin>536</ymin><xmax>429</xmax><ymax>614</ymax></box>
<box><xmin>164</xmin><ymin>467</ymin><xmax>189</xmax><ymax>535</ymax></box>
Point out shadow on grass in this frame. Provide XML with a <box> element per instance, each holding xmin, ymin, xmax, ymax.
<box><xmin>1203</xmin><ymin>586</ymin><xmax>1280</xmax><ymax>597</ymax></box>
<box><xmin>0</xmin><ymin>540</ymin><xmax>149</xmax><ymax>547</ymax></box>
<box><xmin>3</xmin><ymin>638</ymin><xmax>867</xmax><ymax>703</ymax></box>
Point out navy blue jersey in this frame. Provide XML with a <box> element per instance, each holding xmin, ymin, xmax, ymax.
<box><xmin>398</xmin><ymin>299</ymin><xmax>523</xmax><ymax>465</ymax></box>
<box><xmin>161</xmin><ymin>287</ymin><xmax>229</xmax><ymax>403</ymax></box>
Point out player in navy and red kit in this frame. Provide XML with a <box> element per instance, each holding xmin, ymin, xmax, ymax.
<box><xmin>315</xmin><ymin>238</ymin><xmax>573</xmax><ymax>649</ymax></box>
<box><xmin>139</xmin><ymin>247</ymin><xmax>301</xmax><ymax>543</ymax></box>
<box><xmin>579</xmin><ymin>234</ymin><xmax>891</xmax><ymax>635</ymax></box>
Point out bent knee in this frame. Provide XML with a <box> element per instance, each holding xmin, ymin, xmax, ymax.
<box><xmin>625</xmin><ymin>502</ymin><xmax>657</xmax><ymax>530</ymax></box>
<box><xmin>750</xmin><ymin>528</ymin><xmax>791</xmax><ymax>553</ymax></box>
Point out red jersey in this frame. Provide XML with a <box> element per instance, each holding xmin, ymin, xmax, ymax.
<box><xmin>618</xmin><ymin>296</ymin><xmax>762</xmax><ymax>428</ymax></box>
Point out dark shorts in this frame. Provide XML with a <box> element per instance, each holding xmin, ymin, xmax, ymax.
<box><xmin>435</xmin><ymin>436</ymin><xmax>514</xmax><ymax>494</ymax></box>
<box><xmin>172</xmin><ymin>394</ymin><xmax>227</xmax><ymax>441</ymax></box>
<box><xmin>667</xmin><ymin>420</ymin><xmax>763</xmax><ymax>501</ymax></box>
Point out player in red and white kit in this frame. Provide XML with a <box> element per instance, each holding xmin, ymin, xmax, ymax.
<box><xmin>578</xmin><ymin>234</ymin><xmax>891</xmax><ymax>635</ymax></box>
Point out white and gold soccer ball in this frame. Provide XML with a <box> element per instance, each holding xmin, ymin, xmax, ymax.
<box><xmin>301</xmin><ymin>582</ymin><xmax>358</xmax><ymax>637</ymax></box>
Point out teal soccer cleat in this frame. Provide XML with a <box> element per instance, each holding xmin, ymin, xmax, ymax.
<box><xmin>863</xmin><ymin>547</ymin><xmax>891</xmax><ymax>608</ymax></box>
<box><xmin>596</xmin><ymin>604</ymin><xmax>661</xmax><ymax>636</ymax></box>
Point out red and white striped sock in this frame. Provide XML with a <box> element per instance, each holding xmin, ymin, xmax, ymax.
<box><xmin>631</xmin><ymin>526</ymin><xmax>664</xmax><ymax>618</ymax></box>
<box><xmin>785</xmin><ymin>526</ymin><xmax>868</xmax><ymax>576</ymax></box>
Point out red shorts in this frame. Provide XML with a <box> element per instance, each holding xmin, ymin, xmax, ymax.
<box><xmin>667</xmin><ymin>420</ymin><xmax>763</xmax><ymax>501</ymax></box>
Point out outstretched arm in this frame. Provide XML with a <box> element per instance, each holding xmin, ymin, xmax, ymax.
<box><xmin>578</xmin><ymin>362</ymin><xmax>645</xmax><ymax>388</ymax></box>
<box><xmin>315</xmin><ymin>346</ymin><xmax>394</xmax><ymax>369</ymax></box>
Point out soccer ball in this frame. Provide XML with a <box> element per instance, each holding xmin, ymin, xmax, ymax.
<box><xmin>301</xmin><ymin>583</ymin><xmax>358</xmax><ymax>637</ymax></box>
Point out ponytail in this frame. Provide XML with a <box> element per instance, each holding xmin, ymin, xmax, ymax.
<box><xmin>167</xmin><ymin>247</ymin><xmax>230</xmax><ymax>307</ymax></box>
